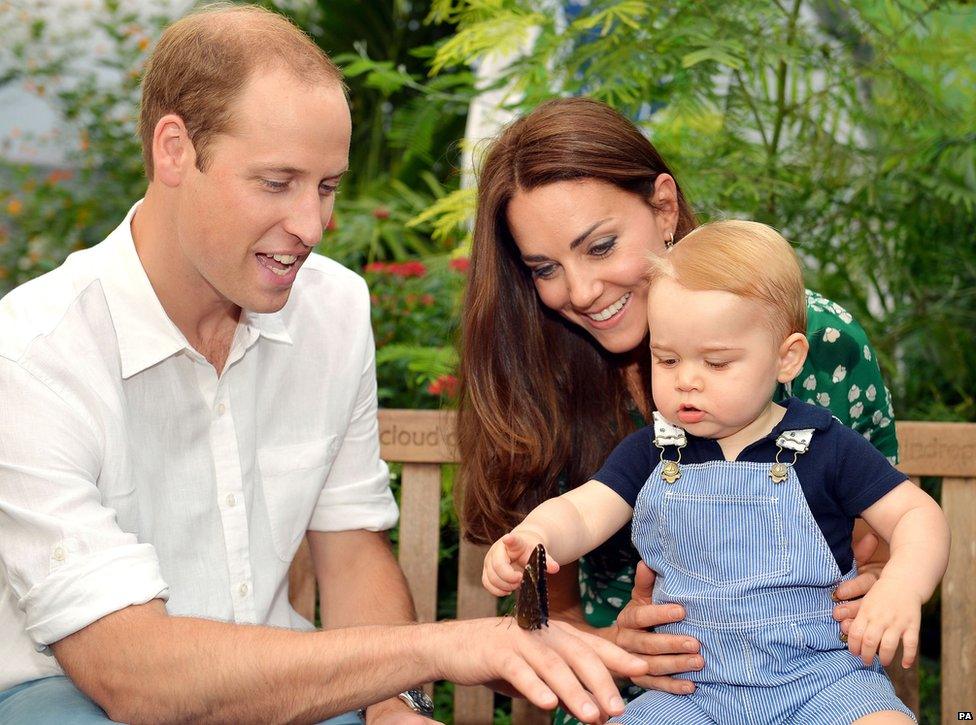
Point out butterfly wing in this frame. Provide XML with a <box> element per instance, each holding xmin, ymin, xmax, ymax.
<box><xmin>515</xmin><ymin>544</ymin><xmax>549</xmax><ymax>630</ymax></box>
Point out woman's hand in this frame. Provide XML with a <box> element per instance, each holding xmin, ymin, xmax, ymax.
<box><xmin>611</xmin><ymin>561</ymin><xmax>703</xmax><ymax>694</ymax></box>
<box><xmin>832</xmin><ymin>527</ymin><xmax>885</xmax><ymax>635</ymax></box>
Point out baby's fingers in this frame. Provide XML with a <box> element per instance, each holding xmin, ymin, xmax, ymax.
<box><xmin>901</xmin><ymin>630</ymin><xmax>919</xmax><ymax>669</ymax></box>
<box><xmin>877</xmin><ymin>627</ymin><xmax>901</xmax><ymax>667</ymax></box>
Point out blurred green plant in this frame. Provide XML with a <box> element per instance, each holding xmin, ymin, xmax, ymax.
<box><xmin>423</xmin><ymin>0</ymin><xmax>976</xmax><ymax>424</ymax></box>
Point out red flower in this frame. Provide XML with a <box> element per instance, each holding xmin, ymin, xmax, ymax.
<box><xmin>364</xmin><ymin>261</ymin><xmax>388</xmax><ymax>274</ymax></box>
<box><xmin>390</xmin><ymin>261</ymin><xmax>427</xmax><ymax>278</ymax></box>
<box><xmin>45</xmin><ymin>169</ymin><xmax>73</xmax><ymax>185</ymax></box>
<box><xmin>326</xmin><ymin>215</ymin><xmax>337</xmax><ymax>231</ymax></box>
<box><xmin>449</xmin><ymin>257</ymin><xmax>470</xmax><ymax>273</ymax></box>
<box><xmin>427</xmin><ymin>374</ymin><xmax>460</xmax><ymax>398</ymax></box>
<box><xmin>421</xmin><ymin>294</ymin><xmax>435</xmax><ymax>306</ymax></box>
<box><xmin>372</xmin><ymin>207</ymin><xmax>391</xmax><ymax>220</ymax></box>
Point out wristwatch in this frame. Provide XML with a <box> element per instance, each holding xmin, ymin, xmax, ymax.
<box><xmin>358</xmin><ymin>689</ymin><xmax>434</xmax><ymax>721</ymax></box>
<box><xmin>397</xmin><ymin>688</ymin><xmax>435</xmax><ymax>717</ymax></box>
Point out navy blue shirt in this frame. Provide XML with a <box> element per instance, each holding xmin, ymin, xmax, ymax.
<box><xmin>593</xmin><ymin>398</ymin><xmax>907</xmax><ymax>572</ymax></box>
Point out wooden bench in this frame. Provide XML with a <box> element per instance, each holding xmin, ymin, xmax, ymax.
<box><xmin>288</xmin><ymin>410</ymin><xmax>976</xmax><ymax>724</ymax></box>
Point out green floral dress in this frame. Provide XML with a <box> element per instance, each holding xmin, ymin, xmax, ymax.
<box><xmin>552</xmin><ymin>290</ymin><xmax>897</xmax><ymax>725</ymax></box>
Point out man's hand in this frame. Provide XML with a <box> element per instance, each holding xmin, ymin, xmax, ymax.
<box><xmin>433</xmin><ymin>618</ymin><xmax>646</xmax><ymax>724</ymax></box>
<box><xmin>483</xmin><ymin>533</ymin><xmax>558</xmax><ymax>597</ymax></box>
<box><xmin>611</xmin><ymin>561</ymin><xmax>703</xmax><ymax>694</ymax></box>
<box><xmin>365</xmin><ymin>697</ymin><xmax>442</xmax><ymax>725</ymax></box>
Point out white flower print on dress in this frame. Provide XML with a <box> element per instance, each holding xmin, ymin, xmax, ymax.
<box><xmin>850</xmin><ymin>402</ymin><xmax>864</xmax><ymax>419</ymax></box>
<box><xmin>803</xmin><ymin>374</ymin><xmax>817</xmax><ymax>391</ymax></box>
<box><xmin>872</xmin><ymin>410</ymin><xmax>883</xmax><ymax>425</ymax></box>
<box><xmin>863</xmin><ymin>430</ymin><xmax>873</xmax><ymax>441</ymax></box>
<box><xmin>880</xmin><ymin>417</ymin><xmax>891</xmax><ymax>428</ymax></box>
<box><xmin>817</xmin><ymin>392</ymin><xmax>831</xmax><ymax>407</ymax></box>
<box><xmin>848</xmin><ymin>385</ymin><xmax>861</xmax><ymax>402</ymax></box>
<box><xmin>866</xmin><ymin>384</ymin><xmax>877</xmax><ymax>402</ymax></box>
<box><xmin>864</xmin><ymin>345</ymin><xmax>872</xmax><ymax>361</ymax></box>
<box><xmin>838</xmin><ymin>311</ymin><xmax>853</xmax><ymax>324</ymax></box>
<box><xmin>823</xmin><ymin>328</ymin><xmax>840</xmax><ymax>343</ymax></box>
<box><xmin>832</xmin><ymin>365</ymin><xmax>847</xmax><ymax>383</ymax></box>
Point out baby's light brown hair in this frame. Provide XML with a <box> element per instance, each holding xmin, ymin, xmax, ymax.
<box><xmin>646</xmin><ymin>220</ymin><xmax>807</xmax><ymax>341</ymax></box>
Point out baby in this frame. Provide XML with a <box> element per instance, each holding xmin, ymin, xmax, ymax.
<box><xmin>484</xmin><ymin>221</ymin><xmax>948</xmax><ymax>724</ymax></box>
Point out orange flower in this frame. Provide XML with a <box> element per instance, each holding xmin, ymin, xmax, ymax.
<box><xmin>427</xmin><ymin>374</ymin><xmax>459</xmax><ymax>398</ymax></box>
<box><xmin>6</xmin><ymin>199</ymin><xmax>22</xmax><ymax>216</ymax></box>
<box><xmin>138</xmin><ymin>37</ymin><xmax>150</xmax><ymax>51</ymax></box>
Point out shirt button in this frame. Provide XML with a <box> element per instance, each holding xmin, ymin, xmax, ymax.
<box><xmin>53</xmin><ymin>546</ymin><xmax>65</xmax><ymax>561</ymax></box>
<box><xmin>216</xmin><ymin>403</ymin><xmax>226</xmax><ymax>416</ymax></box>
<box><xmin>239</xmin><ymin>582</ymin><xmax>249</xmax><ymax>597</ymax></box>
<box><xmin>226</xmin><ymin>493</ymin><xmax>236</xmax><ymax>507</ymax></box>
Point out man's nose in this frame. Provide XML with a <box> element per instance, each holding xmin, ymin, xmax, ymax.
<box><xmin>284</xmin><ymin>187</ymin><xmax>326</xmax><ymax>248</ymax></box>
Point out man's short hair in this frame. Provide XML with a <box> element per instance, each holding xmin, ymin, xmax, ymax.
<box><xmin>138</xmin><ymin>3</ymin><xmax>344</xmax><ymax>179</ymax></box>
<box><xmin>646</xmin><ymin>220</ymin><xmax>807</xmax><ymax>340</ymax></box>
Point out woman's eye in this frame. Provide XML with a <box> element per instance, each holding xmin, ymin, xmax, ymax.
<box><xmin>531</xmin><ymin>265</ymin><xmax>557</xmax><ymax>280</ymax></box>
<box><xmin>590</xmin><ymin>236</ymin><xmax>617</xmax><ymax>256</ymax></box>
<box><xmin>262</xmin><ymin>179</ymin><xmax>289</xmax><ymax>192</ymax></box>
<box><xmin>706</xmin><ymin>360</ymin><xmax>730</xmax><ymax>369</ymax></box>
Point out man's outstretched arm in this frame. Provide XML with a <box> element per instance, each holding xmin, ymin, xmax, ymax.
<box><xmin>53</xmin><ymin>598</ymin><xmax>648</xmax><ymax>724</ymax></box>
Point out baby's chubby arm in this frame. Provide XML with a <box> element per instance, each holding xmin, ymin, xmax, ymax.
<box><xmin>850</xmin><ymin>480</ymin><xmax>950</xmax><ymax>668</ymax></box>
<box><xmin>482</xmin><ymin>481</ymin><xmax>633</xmax><ymax>597</ymax></box>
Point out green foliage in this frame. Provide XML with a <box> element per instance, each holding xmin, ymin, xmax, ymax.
<box><xmin>423</xmin><ymin>0</ymin><xmax>976</xmax><ymax>423</ymax></box>
<box><xmin>0</xmin><ymin>1</ymin><xmax>165</xmax><ymax>292</ymax></box>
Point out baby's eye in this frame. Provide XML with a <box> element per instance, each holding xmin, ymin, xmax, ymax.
<box><xmin>655</xmin><ymin>358</ymin><xmax>677</xmax><ymax>367</ymax></box>
<box><xmin>705</xmin><ymin>360</ymin><xmax>730</xmax><ymax>369</ymax></box>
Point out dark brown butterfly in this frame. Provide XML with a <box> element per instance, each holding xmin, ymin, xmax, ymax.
<box><xmin>515</xmin><ymin>543</ymin><xmax>549</xmax><ymax>630</ymax></box>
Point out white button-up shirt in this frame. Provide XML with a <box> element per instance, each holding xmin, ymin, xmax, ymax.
<box><xmin>0</xmin><ymin>203</ymin><xmax>399</xmax><ymax>691</ymax></box>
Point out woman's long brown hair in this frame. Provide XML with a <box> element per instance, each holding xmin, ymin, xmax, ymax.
<box><xmin>457</xmin><ymin>98</ymin><xmax>698</xmax><ymax>544</ymax></box>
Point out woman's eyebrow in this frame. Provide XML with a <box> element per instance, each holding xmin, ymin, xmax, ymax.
<box><xmin>569</xmin><ymin>218</ymin><xmax>612</xmax><ymax>250</ymax></box>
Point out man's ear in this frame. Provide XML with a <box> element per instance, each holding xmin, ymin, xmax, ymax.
<box><xmin>777</xmin><ymin>332</ymin><xmax>809</xmax><ymax>384</ymax></box>
<box><xmin>648</xmin><ymin>173</ymin><xmax>679</xmax><ymax>238</ymax></box>
<box><xmin>152</xmin><ymin>114</ymin><xmax>196</xmax><ymax>187</ymax></box>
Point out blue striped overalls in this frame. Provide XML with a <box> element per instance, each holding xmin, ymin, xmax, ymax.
<box><xmin>611</xmin><ymin>414</ymin><xmax>914</xmax><ymax>724</ymax></box>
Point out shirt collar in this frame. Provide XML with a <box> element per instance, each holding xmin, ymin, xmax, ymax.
<box><xmin>100</xmin><ymin>202</ymin><xmax>295</xmax><ymax>378</ymax></box>
<box><xmin>99</xmin><ymin>202</ymin><xmax>191</xmax><ymax>379</ymax></box>
<box><xmin>770</xmin><ymin>396</ymin><xmax>833</xmax><ymax>435</ymax></box>
<box><xmin>240</xmin><ymin>308</ymin><xmax>293</xmax><ymax>345</ymax></box>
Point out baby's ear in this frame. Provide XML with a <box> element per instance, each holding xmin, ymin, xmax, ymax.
<box><xmin>777</xmin><ymin>332</ymin><xmax>809</xmax><ymax>383</ymax></box>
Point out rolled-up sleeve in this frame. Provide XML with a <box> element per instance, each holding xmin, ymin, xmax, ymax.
<box><xmin>0</xmin><ymin>358</ymin><xmax>168</xmax><ymax>647</ymax></box>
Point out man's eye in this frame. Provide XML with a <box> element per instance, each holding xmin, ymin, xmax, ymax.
<box><xmin>320</xmin><ymin>182</ymin><xmax>339</xmax><ymax>196</ymax></box>
<box><xmin>262</xmin><ymin>179</ymin><xmax>289</xmax><ymax>191</ymax></box>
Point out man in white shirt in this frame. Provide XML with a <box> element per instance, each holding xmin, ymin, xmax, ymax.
<box><xmin>0</xmin><ymin>5</ymin><xmax>647</xmax><ymax>725</ymax></box>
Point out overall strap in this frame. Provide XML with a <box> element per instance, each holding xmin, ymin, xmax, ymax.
<box><xmin>770</xmin><ymin>427</ymin><xmax>816</xmax><ymax>483</ymax></box>
<box><xmin>652</xmin><ymin>412</ymin><xmax>687</xmax><ymax>484</ymax></box>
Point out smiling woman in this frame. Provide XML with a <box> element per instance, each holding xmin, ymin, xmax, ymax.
<box><xmin>455</xmin><ymin>96</ymin><xmax>900</xmax><ymax>724</ymax></box>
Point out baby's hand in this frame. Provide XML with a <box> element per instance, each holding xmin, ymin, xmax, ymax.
<box><xmin>845</xmin><ymin>576</ymin><xmax>922</xmax><ymax>668</ymax></box>
<box><xmin>482</xmin><ymin>533</ymin><xmax>559</xmax><ymax>597</ymax></box>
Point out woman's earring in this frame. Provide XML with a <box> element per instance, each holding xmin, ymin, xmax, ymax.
<box><xmin>665</xmin><ymin>231</ymin><xmax>676</xmax><ymax>249</ymax></box>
